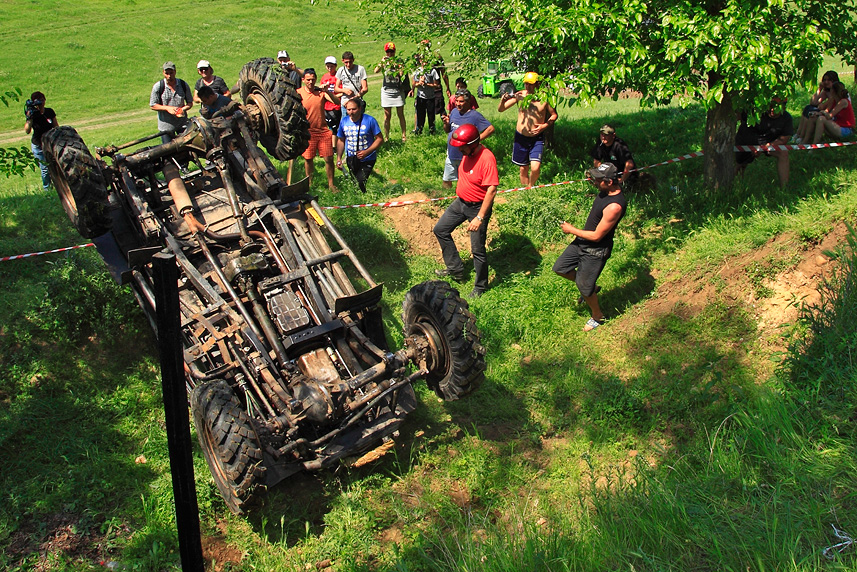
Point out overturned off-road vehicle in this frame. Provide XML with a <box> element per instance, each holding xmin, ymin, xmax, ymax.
<box><xmin>43</xmin><ymin>58</ymin><xmax>485</xmax><ymax>514</ymax></box>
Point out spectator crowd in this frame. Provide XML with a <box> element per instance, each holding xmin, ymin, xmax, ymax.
<box><xmin>28</xmin><ymin>43</ymin><xmax>855</xmax><ymax>329</ymax></box>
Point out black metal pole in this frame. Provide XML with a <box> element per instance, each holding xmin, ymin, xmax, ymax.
<box><xmin>153</xmin><ymin>252</ymin><xmax>205</xmax><ymax>572</ymax></box>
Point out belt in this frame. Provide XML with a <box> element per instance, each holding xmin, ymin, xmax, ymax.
<box><xmin>459</xmin><ymin>199</ymin><xmax>482</xmax><ymax>207</ymax></box>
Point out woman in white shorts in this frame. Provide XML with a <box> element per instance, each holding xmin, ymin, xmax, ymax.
<box><xmin>375</xmin><ymin>42</ymin><xmax>408</xmax><ymax>142</ymax></box>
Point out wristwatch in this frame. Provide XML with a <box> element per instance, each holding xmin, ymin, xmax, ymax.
<box><xmin>475</xmin><ymin>215</ymin><xmax>483</xmax><ymax>221</ymax></box>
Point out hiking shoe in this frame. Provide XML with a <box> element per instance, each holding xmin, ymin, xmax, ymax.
<box><xmin>468</xmin><ymin>289</ymin><xmax>484</xmax><ymax>299</ymax></box>
<box><xmin>435</xmin><ymin>268</ymin><xmax>464</xmax><ymax>281</ymax></box>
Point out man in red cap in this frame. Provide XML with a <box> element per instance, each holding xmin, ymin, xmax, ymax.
<box><xmin>433</xmin><ymin>123</ymin><xmax>499</xmax><ymax>298</ymax></box>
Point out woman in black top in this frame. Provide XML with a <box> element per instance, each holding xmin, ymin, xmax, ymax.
<box><xmin>23</xmin><ymin>91</ymin><xmax>58</xmax><ymax>191</ymax></box>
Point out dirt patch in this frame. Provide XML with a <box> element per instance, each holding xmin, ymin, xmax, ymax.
<box><xmin>379</xmin><ymin>524</ymin><xmax>405</xmax><ymax>546</ymax></box>
<box><xmin>628</xmin><ymin>222</ymin><xmax>848</xmax><ymax>375</ymax></box>
<box><xmin>201</xmin><ymin>533</ymin><xmax>244</xmax><ymax>571</ymax></box>
<box><xmin>5</xmin><ymin>512</ymin><xmax>113</xmax><ymax>570</ymax></box>
<box><xmin>382</xmin><ymin>193</ymin><xmax>500</xmax><ymax>259</ymax></box>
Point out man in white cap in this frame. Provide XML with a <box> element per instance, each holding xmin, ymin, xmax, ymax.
<box><xmin>553</xmin><ymin>163</ymin><xmax>627</xmax><ymax>331</ymax></box>
<box><xmin>277</xmin><ymin>50</ymin><xmax>302</xmax><ymax>85</ymax></box>
<box><xmin>193</xmin><ymin>59</ymin><xmax>231</xmax><ymax>116</ymax></box>
<box><xmin>150</xmin><ymin>61</ymin><xmax>193</xmax><ymax>143</ymax></box>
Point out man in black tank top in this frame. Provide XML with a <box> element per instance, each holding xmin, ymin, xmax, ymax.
<box><xmin>553</xmin><ymin>163</ymin><xmax>627</xmax><ymax>331</ymax></box>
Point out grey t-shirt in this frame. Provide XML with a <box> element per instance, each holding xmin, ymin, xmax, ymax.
<box><xmin>413</xmin><ymin>68</ymin><xmax>439</xmax><ymax>100</ymax></box>
<box><xmin>194</xmin><ymin>76</ymin><xmax>229</xmax><ymax>95</ymax></box>
<box><xmin>336</xmin><ymin>64</ymin><xmax>367</xmax><ymax>108</ymax></box>
<box><xmin>150</xmin><ymin>78</ymin><xmax>192</xmax><ymax>132</ymax></box>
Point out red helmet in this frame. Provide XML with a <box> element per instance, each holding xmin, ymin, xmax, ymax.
<box><xmin>450</xmin><ymin>123</ymin><xmax>480</xmax><ymax>147</ymax></box>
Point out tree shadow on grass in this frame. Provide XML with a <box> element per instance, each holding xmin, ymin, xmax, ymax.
<box><xmin>326</xmin><ymin>209</ymin><xmax>412</xmax><ymax>291</ymax></box>
<box><xmin>488</xmin><ymin>231</ymin><xmax>542</xmax><ymax>287</ymax></box>
<box><xmin>600</xmin><ymin>238</ymin><xmax>657</xmax><ymax>318</ymax></box>
<box><xmin>0</xmin><ymin>329</ymin><xmax>162</xmax><ymax>567</ymax></box>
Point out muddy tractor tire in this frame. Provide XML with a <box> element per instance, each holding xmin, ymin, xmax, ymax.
<box><xmin>239</xmin><ymin>58</ymin><xmax>310</xmax><ymax>161</ymax></box>
<box><xmin>191</xmin><ymin>380</ymin><xmax>266</xmax><ymax>515</ymax></box>
<box><xmin>42</xmin><ymin>126</ymin><xmax>112</xmax><ymax>239</ymax></box>
<box><xmin>403</xmin><ymin>281</ymin><xmax>485</xmax><ymax>401</ymax></box>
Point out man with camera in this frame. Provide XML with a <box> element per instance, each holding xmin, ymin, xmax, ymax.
<box><xmin>299</xmin><ymin>68</ymin><xmax>340</xmax><ymax>193</ymax></box>
<box><xmin>23</xmin><ymin>91</ymin><xmax>58</xmax><ymax>191</ymax></box>
<box><xmin>277</xmin><ymin>50</ymin><xmax>303</xmax><ymax>86</ymax></box>
<box><xmin>336</xmin><ymin>52</ymin><xmax>369</xmax><ymax>115</ymax></box>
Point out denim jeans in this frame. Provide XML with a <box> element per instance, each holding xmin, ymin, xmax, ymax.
<box><xmin>31</xmin><ymin>143</ymin><xmax>50</xmax><ymax>190</ymax></box>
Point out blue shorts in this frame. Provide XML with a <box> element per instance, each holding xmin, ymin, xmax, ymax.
<box><xmin>840</xmin><ymin>127</ymin><xmax>853</xmax><ymax>137</ymax></box>
<box><xmin>512</xmin><ymin>131</ymin><xmax>544</xmax><ymax>165</ymax></box>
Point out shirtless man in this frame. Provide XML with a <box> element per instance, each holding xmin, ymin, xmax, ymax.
<box><xmin>498</xmin><ymin>72</ymin><xmax>557</xmax><ymax>187</ymax></box>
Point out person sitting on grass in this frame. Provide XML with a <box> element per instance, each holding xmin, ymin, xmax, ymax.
<box><xmin>590</xmin><ymin>124</ymin><xmax>637</xmax><ymax>188</ymax></box>
<box><xmin>793</xmin><ymin>70</ymin><xmax>839</xmax><ymax>144</ymax></box>
<box><xmin>735</xmin><ymin>97</ymin><xmax>793</xmax><ymax>188</ymax></box>
<box><xmin>807</xmin><ymin>81</ymin><xmax>855</xmax><ymax>145</ymax></box>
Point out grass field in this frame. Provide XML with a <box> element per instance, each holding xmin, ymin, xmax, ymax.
<box><xmin>3</xmin><ymin>1</ymin><xmax>857</xmax><ymax>571</ymax></box>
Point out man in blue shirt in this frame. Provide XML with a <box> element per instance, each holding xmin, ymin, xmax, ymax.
<box><xmin>441</xmin><ymin>89</ymin><xmax>494</xmax><ymax>189</ymax></box>
<box><xmin>197</xmin><ymin>85</ymin><xmax>233</xmax><ymax>119</ymax></box>
<box><xmin>336</xmin><ymin>98</ymin><xmax>383</xmax><ymax>192</ymax></box>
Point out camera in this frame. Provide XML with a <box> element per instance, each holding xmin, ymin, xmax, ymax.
<box><xmin>24</xmin><ymin>99</ymin><xmax>42</xmax><ymax>120</ymax></box>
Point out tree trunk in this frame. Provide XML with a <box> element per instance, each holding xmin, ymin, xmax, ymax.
<box><xmin>702</xmin><ymin>91</ymin><xmax>737</xmax><ymax>191</ymax></box>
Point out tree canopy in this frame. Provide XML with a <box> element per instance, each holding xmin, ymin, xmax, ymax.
<box><xmin>372</xmin><ymin>0</ymin><xmax>857</xmax><ymax>188</ymax></box>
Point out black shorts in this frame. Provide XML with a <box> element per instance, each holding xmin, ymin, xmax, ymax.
<box><xmin>553</xmin><ymin>242</ymin><xmax>612</xmax><ymax>296</ymax></box>
<box><xmin>324</xmin><ymin>108</ymin><xmax>342</xmax><ymax>133</ymax></box>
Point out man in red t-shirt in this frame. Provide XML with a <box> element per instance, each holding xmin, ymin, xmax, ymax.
<box><xmin>433</xmin><ymin>123</ymin><xmax>499</xmax><ymax>298</ymax></box>
<box><xmin>299</xmin><ymin>68</ymin><xmax>340</xmax><ymax>192</ymax></box>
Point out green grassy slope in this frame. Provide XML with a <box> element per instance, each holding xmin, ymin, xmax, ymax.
<box><xmin>2</xmin><ymin>2</ymin><xmax>857</xmax><ymax>571</ymax></box>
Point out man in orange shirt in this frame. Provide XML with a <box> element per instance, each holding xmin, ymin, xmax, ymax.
<box><xmin>298</xmin><ymin>68</ymin><xmax>340</xmax><ymax>192</ymax></box>
<box><xmin>433</xmin><ymin>123</ymin><xmax>499</xmax><ymax>298</ymax></box>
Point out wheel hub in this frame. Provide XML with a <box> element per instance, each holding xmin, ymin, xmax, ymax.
<box><xmin>408</xmin><ymin>320</ymin><xmax>449</xmax><ymax>378</ymax></box>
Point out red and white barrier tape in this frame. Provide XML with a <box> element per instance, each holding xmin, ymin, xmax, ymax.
<box><xmin>734</xmin><ymin>141</ymin><xmax>857</xmax><ymax>152</ymax></box>
<box><xmin>1</xmin><ymin>242</ymin><xmax>94</xmax><ymax>262</ymax></box>
<box><xmin>3</xmin><ymin>139</ymin><xmax>854</xmax><ymax>262</ymax></box>
<box><xmin>323</xmin><ymin>141</ymin><xmax>854</xmax><ymax>211</ymax></box>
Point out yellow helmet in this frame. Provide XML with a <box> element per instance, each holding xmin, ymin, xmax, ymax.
<box><xmin>523</xmin><ymin>72</ymin><xmax>540</xmax><ymax>84</ymax></box>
